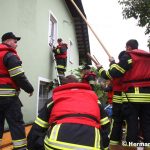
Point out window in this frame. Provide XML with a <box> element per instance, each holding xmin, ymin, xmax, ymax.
<box><xmin>48</xmin><ymin>12</ymin><xmax>57</xmax><ymax>47</ymax></box>
<box><xmin>68</xmin><ymin>40</ymin><xmax>73</xmax><ymax>64</ymax></box>
<box><xmin>37</xmin><ymin>77</ymin><xmax>52</xmax><ymax>114</ymax></box>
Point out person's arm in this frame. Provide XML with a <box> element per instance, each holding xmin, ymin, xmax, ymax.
<box><xmin>98</xmin><ymin>101</ymin><xmax>110</xmax><ymax>149</ymax></box>
<box><xmin>4</xmin><ymin>52</ymin><xmax>34</xmax><ymax>94</ymax></box>
<box><xmin>53</xmin><ymin>46</ymin><xmax>60</xmax><ymax>54</ymax></box>
<box><xmin>53</xmin><ymin>44</ymin><xmax>68</xmax><ymax>54</ymax></box>
<box><xmin>108</xmin><ymin>51</ymin><xmax>132</xmax><ymax>78</ymax></box>
<box><xmin>97</xmin><ymin>51</ymin><xmax>132</xmax><ymax>79</ymax></box>
<box><xmin>97</xmin><ymin>66</ymin><xmax>113</xmax><ymax>80</ymax></box>
<box><xmin>29</xmin><ymin>98</ymin><xmax>54</xmax><ymax>134</ymax></box>
<box><xmin>27</xmin><ymin>98</ymin><xmax>54</xmax><ymax>149</ymax></box>
<box><xmin>33</xmin><ymin>98</ymin><xmax>54</xmax><ymax>129</ymax></box>
<box><xmin>96</xmin><ymin>60</ymin><xmax>115</xmax><ymax>80</ymax></box>
<box><xmin>98</xmin><ymin>101</ymin><xmax>110</xmax><ymax>127</ymax></box>
<box><xmin>59</xmin><ymin>43</ymin><xmax>68</xmax><ymax>53</ymax></box>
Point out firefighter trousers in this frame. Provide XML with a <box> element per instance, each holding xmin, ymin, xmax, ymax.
<box><xmin>110</xmin><ymin>102</ymin><xmax>124</xmax><ymax>145</ymax></box>
<box><xmin>44</xmin><ymin>123</ymin><xmax>101</xmax><ymax>150</ymax></box>
<box><xmin>0</xmin><ymin>96</ymin><xmax>27</xmax><ymax>150</ymax></box>
<box><xmin>56</xmin><ymin>58</ymin><xmax>67</xmax><ymax>75</ymax></box>
<box><xmin>123</xmin><ymin>102</ymin><xmax>150</xmax><ymax>144</ymax></box>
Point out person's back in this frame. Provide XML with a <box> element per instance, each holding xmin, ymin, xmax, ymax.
<box><xmin>27</xmin><ymin>75</ymin><xmax>110</xmax><ymax>150</ymax></box>
<box><xmin>53</xmin><ymin>38</ymin><xmax>68</xmax><ymax>77</ymax></box>
<box><xmin>45</xmin><ymin>82</ymin><xmax>101</xmax><ymax>149</ymax></box>
<box><xmin>121</xmin><ymin>40</ymin><xmax>150</xmax><ymax>150</ymax></box>
<box><xmin>97</xmin><ymin>39</ymin><xmax>150</xmax><ymax>150</ymax></box>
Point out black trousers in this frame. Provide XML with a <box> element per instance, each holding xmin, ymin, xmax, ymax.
<box><xmin>44</xmin><ymin>123</ymin><xmax>101</xmax><ymax>150</ymax></box>
<box><xmin>100</xmin><ymin>104</ymin><xmax>110</xmax><ymax>149</ymax></box>
<box><xmin>0</xmin><ymin>96</ymin><xmax>26</xmax><ymax>149</ymax></box>
<box><xmin>123</xmin><ymin>102</ymin><xmax>150</xmax><ymax>144</ymax></box>
<box><xmin>56</xmin><ymin>58</ymin><xmax>67</xmax><ymax>74</ymax></box>
<box><xmin>110</xmin><ymin>103</ymin><xmax>124</xmax><ymax>143</ymax></box>
<box><xmin>27</xmin><ymin>124</ymin><xmax>46</xmax><ymax>150</ymax></box>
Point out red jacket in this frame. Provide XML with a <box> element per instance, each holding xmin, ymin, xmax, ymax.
<box><xmin>49</xmin><ymin>83</ymin><xmax>101</xmax><ymax>128</ymax></box>
<box><xmin>107</xmin><ymin>91</ymin><xmax>114</xmax><ymax>104</ymax></box>
<box><xmin>123</xmin><ymin>49</ymin><xmax>150</xmax><ymax>91</ymax></box>
<box><xmin>112</xmin><ymin>78</ymin><xmax>122</xmax><ymax>92</ymax></box>
<box><xmin>0</xmin><ymin>44</ymin><xmax>19</xmax><ymax>89</ymax></box>
<box><xmin>82</xmin><ymin>72</ymin><xmax>96</xmax><ymax>84</ymax></box>
<box><xmin>54</xmin><ymin>43</ymin><xmax>67</xmax><ymax>59</ymax></box>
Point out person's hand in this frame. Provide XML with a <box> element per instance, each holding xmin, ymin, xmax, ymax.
<box><xmin>16</xmin><ymin>91</ymin><xmax>21</xmax><ymax>96</ymax></box>
<box><xmin>109</xmin><ymin>56</ymin><xmax>115</xmax><ymax>63</ymax></box>
<box><xmin>29</xmin><ymin>92</ymin><xmax>33</xmax><ymax>97</ymax></box>
<box><xmin>52</xmin><ymin>47</ymin><xmax>56</xmax><ymax>52</ymax></box>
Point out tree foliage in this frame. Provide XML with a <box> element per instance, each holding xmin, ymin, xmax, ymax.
<box><xmin>118</xmin><ymin>0</ymin><xmax>150</xmax><ymax>34</ymax></box>
<box><xmin>118</xmin><ymin>0</ymin><xmax>150</xmax><ymax>48</ymax></box>
<box><xmin>72</xmin><ymin>66</ymin><xmax>108</xmax><ymax>105</ymax></box>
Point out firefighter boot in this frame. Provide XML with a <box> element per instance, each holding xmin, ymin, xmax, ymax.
<box><xmin>109</xmin><ymin>144</ymin><xmax>124</xmax><ymax>150</ymax></box>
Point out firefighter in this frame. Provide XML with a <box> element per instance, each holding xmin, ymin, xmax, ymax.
<box><xmin>80</xmin><ymin>64</ymin><xmax>97</xmax><ymax>90</ymax></box>
<box><xmin>97</xmin><ymin>39</ymin><xmax>150</xmax><ymax>150</ymax></box>
<box><xmin>80</xmin><ymin>65</ymin><xmax>111</xmax><ymax>150</ymax></box>
<box><xmin>0</xmin><ymin>32</ymin><xmax>34</xmax><ymax>149</ymax></box>
<box><xmin>53</xmin><ymin>38</ymin><xmax>68</xmax><ymax>77</ymax></box>
<box><xmin>96</xmin><ymin>52</ymin><xmax>125</xmax><ymax>150</ymax></box>
<box><xmin>27</xmin><ymin>75</ymin><xmax>110</xmax><ymax>150</ymax></box>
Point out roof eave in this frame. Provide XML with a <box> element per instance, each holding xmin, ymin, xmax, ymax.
<box><xmin>65</xmin><ymin>0</ymin><xmax>91</xmax><ymax>65</ymax></box>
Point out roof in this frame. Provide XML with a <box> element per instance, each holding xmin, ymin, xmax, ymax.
<box><xmin>65</xmin><ymin>0</ymin><xmax>91</xmax><ymax>65</ymax></box>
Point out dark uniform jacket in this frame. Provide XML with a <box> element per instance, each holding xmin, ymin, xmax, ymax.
<box><xmin>0</xmin><ymin>43</ymin><xmax>34</xmax><ymax>95</ymax></box>
<box><xmin>27</xmin><ymin>84</ymin><xmax>110</xmax><ymax>150</ymax></box>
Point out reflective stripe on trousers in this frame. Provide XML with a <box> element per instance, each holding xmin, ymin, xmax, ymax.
<box><xmin>44</xmin><ymin>124</ymin><xmax>100</xmax><ymax>150</ymax></box>
<box><xmin>13</xmin><ymin>138</ymin><xmax>27</xmax><ymax>149</ymax></box>
<box><xmin>57</xmin><ymin>65</ymin><xmax>66</xmax><ymax>69</ymax></box>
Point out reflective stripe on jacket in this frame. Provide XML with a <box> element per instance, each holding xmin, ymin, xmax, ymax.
<box><xmin>44</xmin><ymin>124</ymin><xmax>100</xmax><ymax>150</ymax></box>
<box><xmin>49</xmin><ymin>83</ymin><xmax>101</xmax><ymax>128</ymax></box>
<box><xmin>0</xmin><ymin>44</ymin><xmax>20</xmax><ymax>91</ymax></box>
<box><xmin>122</xmin><ymin>87</ymin><xmax>150</xmax><ymax>103</ymax></box>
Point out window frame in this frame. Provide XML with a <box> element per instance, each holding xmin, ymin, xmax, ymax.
<box><xmin>37</xmin><ymin>77</ymin><xmax>52</xmax><ymax>115</ymax></box>
<box><xmin>68</xmin><ymin>39</ymin><xmax>74</xmax><ymax>64</ymax></box>
<box><xmin>48</xmin><ymin>11</ymin><xmax>58</xmax><ymax>47</ymax></box>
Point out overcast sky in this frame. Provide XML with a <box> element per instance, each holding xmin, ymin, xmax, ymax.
<box><xmin>82</xmin><ymin>0</ymin><xmax>149</xmax><ymax>68</ymax></box>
